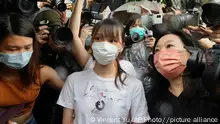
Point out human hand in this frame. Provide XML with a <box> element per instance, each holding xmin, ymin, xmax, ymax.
<box><xmin>173</xmin><ymin>9</ymin><xmax>182</xmax><ymax>15</ymax></box>
<box><xmin>185</xmin><ymin>25</ymin><xmax>220</xmax><ymax>43</ymax></box>
<box><xmin>145</xmin><ymin>36</ymin><xmax>155</xmax><ymax>49</ymax></box>
<box><xmin>36</xmin><ymin>25</ymin><xmax>50</xmax><ymax>44</ymax></box>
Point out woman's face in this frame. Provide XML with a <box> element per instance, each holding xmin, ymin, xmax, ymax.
<box><xmin>93</xmin><ymin>28</ymin><xmax>124</xmax><ymax>50</ymax></box>
<box><xmin>154</xmin><ymin>34</ymin><xmax>191</xmax><ymax>65</ymax></box>
<box><xmin>0</xmin><ymin>35</ymin><xmax>33</xmax><ymax>54</ymax></box>
<box><xmin>129</xmin><ymin>19</ymin><xmax>142</xmax><ymax>30</ymax></box>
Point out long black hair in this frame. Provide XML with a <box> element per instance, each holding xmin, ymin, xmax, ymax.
<box><xmin>0</xmin><ymin>13</ymin><xmax>41</xmax><ymax>88</ymax></box>
<box><xmin>149</xmin><ymin>30</ymin><xmax>206</xmax><ymax>98</ymax></box>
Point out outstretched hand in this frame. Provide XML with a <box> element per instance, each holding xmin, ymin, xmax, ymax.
<box><xmin>185</xmin><ymin>25</ymin><xmax>220</xmax><ymax>43</ymax></box>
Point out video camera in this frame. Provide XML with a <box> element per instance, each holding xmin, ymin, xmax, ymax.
<box><xmin>163</xmin><ymin>9</ymin><xmax>201</xmax><ymax>31</ymax></box>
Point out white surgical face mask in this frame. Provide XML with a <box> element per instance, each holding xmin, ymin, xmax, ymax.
<box><xmin>92</xmin><ymin>41</ymin><xmax>119</xmax><ymax>65</ymax></box>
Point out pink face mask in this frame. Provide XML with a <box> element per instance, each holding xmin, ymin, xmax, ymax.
<box><xmin>154</xmin><ymin>49</ymin><xmax>186</xmax><ymax>80</ymax></box>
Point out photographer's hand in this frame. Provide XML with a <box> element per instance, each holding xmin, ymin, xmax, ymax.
<box><xmin>186</xmin><ymin>25</ymin><xmax>220</xmax><ymax>43</ymax></box>
<box><xmin>36</xmin><ymin>25</ymin><xmax>50</xmax><ymax>44</ymax></box>
<box><xmin>145</xmin><ymin>36</ymin><xmax>155</xmax><ymax>49</ymax></box>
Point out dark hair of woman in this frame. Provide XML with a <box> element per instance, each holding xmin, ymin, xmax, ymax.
<box><xmin>124</xmin><ymin>15</ymin><xmax>141</xmax><ymax>35</ymax></box>
<box><xmin>91</xmin><ymin>18</ymin><xmax>127</xmax><ymax>88</ymax></box>
<box><xmin>0</xmin><ymin>13</ymin><xmax>41</xmax><ymax>88</ymax></box>
<box><xmin>149</xmin><ymin>30</ymin><xmax>207</xmax><ymax>98</ymax></box>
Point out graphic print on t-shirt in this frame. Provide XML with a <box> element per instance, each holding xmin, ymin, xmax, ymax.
<box><xmin>84</xmin><ymin>84</ymin><xmax>124</xmax><ymax>114</ymax></box>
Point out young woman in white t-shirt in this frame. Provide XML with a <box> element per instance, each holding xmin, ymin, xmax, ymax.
<box><xmin>57</xmin><ymin>18</ymin><xmax>150</xmax><ymax>124</ymax></box>
<box><xmin>57</xmin><ymin>0</ymin><xmax>150</xmax><ymax>123</ymax></box>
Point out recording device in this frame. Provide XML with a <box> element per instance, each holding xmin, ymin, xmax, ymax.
<box><xmin>41</xmin><ymin>0</ymin><xmax>67</xmax><ymax>12</ymax></box>
<box><xmin>141</xmin><ymin>14</ymin><xmax>163</xmax><ymax>29</ymax></box>
<box><xmin>0</xmin><ymin>0</ymin><xmax>67</xmax><ymax>17</ymax></box>
<box><xmin>202</xmin><ymin>0</ymin><xmax>220</xmax><ymax>27</ymax></box>
<box><xmin>129</xmin><ymin>27</ymin><xmax>146</xmax><ymax>43</ymax></box>
<box><xmin>0</xmin><ymin>0</ymin><xmax>38</xmax><ymax>17</ymax></box>
<box><xmin>163</xmin><ymin>9</ymin><xmax>201</xmax><ymax>31</ymax></box>
<box><xmin>148</xmin><ymin>30</ymin><xmax>153</xmax><ymax>37</ymax></box>
<box><xmin>126</xmin><ymin>28</ymin><xmax>153</xmax><ymax>46</ymax></box>
<box><xmin>186</xmin><ymin>1</ymin><xmax>220</xmax><ymax>77</ymax></box>
<box><xmin>33</xmin><ymin>7</ymin><xmax>73</xmax><ymax>51</ymax></box>
<box><xmin>52</xmin><ymin>0</ymin><xmax>67</xmax><ymax>12</ymax></box>
<box><xmin>186</xmin><ymin>1</ymin><xmax>220</xmax><ymax>98</ymax></box>
<box><xmin>81</xmin><ymin>0</ymin><xmax>104</xmax><ymax>25</ymax></box>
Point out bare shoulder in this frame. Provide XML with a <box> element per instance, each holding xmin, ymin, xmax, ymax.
<box><xmin>39</xmin><ymin>65</ymin><xmax>56</xmax><ymax>84</ymax></box>
<box><xmin>39</xmin><ymin>65</ymin><xmax>56</xmax><ymax>75</ymax></box>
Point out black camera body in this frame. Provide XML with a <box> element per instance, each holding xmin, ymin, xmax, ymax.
<box><xmin>81</xmin><ymin>0</ymin><xmax>104</xmax><ymax>25</ymax></box>
<box><xmin>202</xmin><ymin>1</ymin><xmax>220</xmax><ymax>27</ymax></box>
<box><xmin>0</xmin><ymin>0</ymin><xmax>66</xmax><ymax>17</ymax></box>
<box><xmin>186</xmin><ymin>1</ymin><xmax>220</xmax><ymax>78</ymax></box>
<box><xmin>0</xmin><ymin>0</ymin><xmax>39</xmax><ymax>17</ymax></box>
<box><xmin>41</xmin><ymin>0</ymin><xmax>67</xmax><ymax>12</ymax></box>
<box><xmin>185</xmin><ymin>1</ymin><xmax>220</xmax><ymax>98</ymax></box>
<box><xmin>33</xmin><ymin>7</ymin><xmax>73</xmax><ymax>49</ymax></box>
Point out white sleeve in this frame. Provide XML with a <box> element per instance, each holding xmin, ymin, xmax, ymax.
<box><xmin>130</xmin><ymin>80</ymin><xmax>150</xmax><ymax>123</ymax></box>
<box><xmin>57</xmin><ymin>76</ymin><xmax>75</xmax><ymax>109</ymax></box>
<box><xmin>83</xmin><ymin>56</ymin><xmax>95</xmax><ymax>70</ymax></box>
<box><xmin>119</xmin><ymin>60</ymin><xmax>136</xmax><ymax>77</ymax></box>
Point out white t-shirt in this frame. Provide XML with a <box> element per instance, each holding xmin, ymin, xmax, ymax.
<box><xmin>57</xmin><ymin>57</ymin><xmax>150</xmax><ymax>124</ymax></box>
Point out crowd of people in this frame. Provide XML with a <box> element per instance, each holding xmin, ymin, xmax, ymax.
<box><xmin>1</xmin><ymin>0</ymin><xmax>220</xmax><ymax>124</ymax></box>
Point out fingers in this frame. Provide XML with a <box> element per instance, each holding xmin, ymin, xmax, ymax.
<box><xmin>145</xmin><ymin>37</ymin><xmax>155</xmax><ymax>48</ymax></box>
<box><xmin>199</xmin><ymin>26</ymin><xmax>213</xmax><ymax>34</ymax></box>
<box><xmin>38</xmin><ymin>29</ymin><xmax>50</xmax><ymax>35</ymax></box>
<box><xmin>186</xmin><ymin>25</ymin><xmax>213</xmax><ymax>36</ymax></box>
<box><xmin>37</xmin><ymin>26</ymin><xmax>50</xmax><ymax>44</ymax></box>
<box><xmin>39</xmin><ymin>25</ymin><xmax>48</xmax><ymax>30</ymax></box>
<box><xmin>182</xmin><ymin>28</ymin><xmax>192</xmax><ymax>36</ymax></box>
<box><xmin>186</xmin><ymin>25</ymin><xmax>201</xmax><ymax>31</ymax></box>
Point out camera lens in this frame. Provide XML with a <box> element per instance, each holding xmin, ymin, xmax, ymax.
<box><xmin>202</xmin><ymin>2</ymin><xmax>220</xmax><ymax>27</ymax></box>
<box><xmin>54</xmin><ymin>0</ymin><xmax>67</xmax><ymax>12</ymax></box>
<box><xmin>53</xmin><ymin>27</ymin><xmax>73</xmax><ymax>46</ymax></box>
<box><xmin>131</xmin><ymin>33</ymin><xmax>140</xmax><ymax>42</ymax></box>
<box><xmin>18</xmin><ymin>0</ymin><xmax>37</xmax><ymax>16</ymax></box>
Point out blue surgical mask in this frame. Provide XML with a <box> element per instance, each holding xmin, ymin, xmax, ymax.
<box><xmin>0</xmin><ymin>51</ymin><xmax>33</xmax><ymax>69</ymax></box>
<box><xmin>129</xmin><ymin>27</ymin><xmax>146</xmax><ymax>42</ymax></box>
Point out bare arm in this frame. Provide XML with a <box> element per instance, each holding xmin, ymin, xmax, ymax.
<box><xmin>62</xmin><ymin>108</ymin><xmax>74</xmax><ymax>124</ymax></box>
<box><xmin>40</xmin><ymin>65</ymin><xmax>64</xmax><ymax>90</ymax></box>
<box><xmin>69</xmin><ymin>0</ymin><xmax>91</xmax><ymax>68</ymax></box>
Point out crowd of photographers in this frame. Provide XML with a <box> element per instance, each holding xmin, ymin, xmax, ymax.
<box><xmin>1</xmin><ymin>0</ymin><xmax>220</xmax><ymax>124</ymax></box>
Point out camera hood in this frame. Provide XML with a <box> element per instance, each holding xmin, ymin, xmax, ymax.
<box><xmin>32</xmin><ymin>7</ymin><xmax>63</xmax><ymax>27</ymax></box>
<box><xmin>202</xmin><ymin>0</ymin><xmax>220</xmax><ymax>27</ymax></box>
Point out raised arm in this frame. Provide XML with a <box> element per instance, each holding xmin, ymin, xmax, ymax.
<box><xmin>69</xmin><ymin>0</ymin><xmax>91</xmax><ymax>68</ymax></box>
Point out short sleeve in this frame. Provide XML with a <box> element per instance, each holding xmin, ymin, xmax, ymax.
<box><xmin>57</xmin><ymin>76</ymin><xmax>75</xmax><ymax>109</ymax></box>
<box><xmin>83</xmin><ymin>56</ymin><xmax>95</xmax><ymax>70</ymax></box>
<box><xmin>119</xmin><ymin>60</ymin><xmax>136</xmax><ymax>77</ymax></box>
<box><xmin>130</xmin><ymin>80</ymin><xmax>151</xmax><ymax>123</ymax></box>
